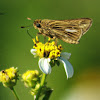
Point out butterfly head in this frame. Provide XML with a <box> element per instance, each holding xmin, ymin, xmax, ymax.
<box><xmin>33</xmin><ymin>19</ymin><xmax>42</xmax><ymax>29</ymax></box>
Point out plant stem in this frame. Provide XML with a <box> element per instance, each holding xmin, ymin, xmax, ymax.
<box><xmin>41</xmin><ymin>73</ymin><xmax>46</xmax><ymax>86</ymax></box>
<box><xmin>35</xmin><ymin>73</ymin><xmax>46</xmax><ymax>100</ymax></box>
<box><xmin>10</xmin><ymin>87</ymin><xmax>19</xmax><ymax>100</ymax></box>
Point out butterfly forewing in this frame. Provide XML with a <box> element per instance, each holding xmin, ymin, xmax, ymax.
<box><xmin>34</xmin><ymin>18</ymin><xmax>92</xmax><ymax>44</ymax></box>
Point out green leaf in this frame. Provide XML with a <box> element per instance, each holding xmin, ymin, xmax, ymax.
<box><xmin>42</xmin><ymin>89</ymin><xmax>53</xmax><ymax>100</ymax></box>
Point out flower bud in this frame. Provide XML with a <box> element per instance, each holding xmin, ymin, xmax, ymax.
<box><xmin>0</xmin><ymin>67</ymin><xmax>19</xmax><ymax>88</ymax></box>
<box><xmin>22</xmin><ymin>70</ymin><xmax>41</xmax><ymax>88</ymax></box>
<box><xmin>30</xmin><ymin>83</ymin><xmax>40</xmax><ymax>96</ymax></box>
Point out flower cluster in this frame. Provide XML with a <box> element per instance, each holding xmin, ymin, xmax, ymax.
<box><xmin>0</xmin><ymin>67</ymin><xmax>19</xmax><ymax>88</ymax></box>
<box><xmin>0</xmin><ymin>33</ymin><xmax>75</xmax><ymax>100</ymax></box>
<box><xmin>22</xmin><ymin>70</ymin><xmax>41</xmax><ymax>88</ymax></box>
<box><xmin>22</xmin><ymin>70</ymin><xmax>41</xmax><ymax>96</ymax></box>
<box><xmin>32</xmin><ymin>36</ymin><xmax>62</xmax><ymax>59</ymax></box>
<box><xmin>31</xmin><ymin>36</ymin><xmax>74</xmax><ymax>79</ymax></box>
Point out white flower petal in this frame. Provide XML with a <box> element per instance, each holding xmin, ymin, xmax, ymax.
<box><xmin>30</xmin><ymin>49</ymin><xmax>37</xmax><ymax>55</ymax></box>
<box><xmin>60</xmin><ymin>52</ymin><xmax>71</xmax><ymax>60</ymax></box>
<box><xmin>58</xmin><ymin>57</ymin><xmax>74</xmax><ymax>79</ymax></box>
<box><xmin>39</xmin><ymin>58</ymin><xmax>51</xmax><ymax>74</ymax></box>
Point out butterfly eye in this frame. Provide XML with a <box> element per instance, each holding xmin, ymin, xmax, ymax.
<box><xmin>36</xmin><ymin>23</ymin><xmax>41</xmax><ymax>28</ymax></box>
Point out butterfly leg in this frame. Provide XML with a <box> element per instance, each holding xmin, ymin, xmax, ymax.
<box><xmin>55</xmin><ymin>38</ymin><xmax>58</xmax><ymax>46</ymax></box>
<box><xmin>44</xmin><ymin>36</ymin><xmax>47</xmax><ymax>43</ymax></box>
<box><xmin>52</xmin><ymin>37</ymin><xmax>58</xmax><ymax>46</ymax></box>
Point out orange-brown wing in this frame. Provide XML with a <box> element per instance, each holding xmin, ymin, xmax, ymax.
<box><xmin>41</xmin><ymin>18</ymin><xmax>92</xmax><ymax>44</ymax></box>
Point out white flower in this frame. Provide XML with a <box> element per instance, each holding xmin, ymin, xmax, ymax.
<box><xmin>39</xmin><ymin>58</ymin><xmax>51</xmax><ymax>74</ymax></box>
<box><xmin>31</xmin><ymin>49</ymin><xmax>74</xmax><ymax>79</ymax></box>
<box><xmin>57</xmin><ymin>52</ymin><xmax>74</xmax><ymax>79</ymax></box>
<box><xmin>30</xmin><ymin>49</ymin><xmax>37</xmax><ymax>57</ymax></box>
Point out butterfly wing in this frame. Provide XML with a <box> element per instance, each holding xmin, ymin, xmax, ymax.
<box><xmin>41</xmin><ymin>18</ymin><xmax>92</xmax><ymax>44</ymax></box>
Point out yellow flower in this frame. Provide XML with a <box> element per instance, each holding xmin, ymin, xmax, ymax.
<box><xmin>31</xmin><ymin>36</ymin><xmax>62</xmax><ymax>59</ymax></box>
<box><xmin>22</xmin><ymin>70</ymin><xmax>41</xmax><ymax>88</ymax></box>
<box><xmin>31</xmin><ymin>36</ymin><xmax>74</xmax><ymax>79</ymax></box>
<box><xmin>0</xmin><ymin>67</ymin><xmax>19</xmax><ymax>88</ymax></box>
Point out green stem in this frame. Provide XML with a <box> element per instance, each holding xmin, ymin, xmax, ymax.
<box><xmin>35</xmin><ymin>73</ymin><xmax>46</xmax><ymax>100</ymax></box>
<box><xmin>10</xmin><ymin>87</ymin><xmax>19</xmax><ymax>100</ymax></box>
<box><xmin>41</xmin><ymin>73</ymin><xmax>46</xmax><ymax>86</ymax></box>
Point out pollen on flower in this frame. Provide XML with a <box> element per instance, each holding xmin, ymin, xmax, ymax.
<box><xmin>32</xmin><ymin>36</ymin><xmax>63</xmax><ymax>59</ymax></box>
<box><xmin>0</xmin><ymin>67</ymin><xmax>19</xmax><ymax>88</ymax></box>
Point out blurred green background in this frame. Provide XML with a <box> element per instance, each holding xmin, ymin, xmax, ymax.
<box><xmin>0</xmin><ymin>0</ymin><xmax>100</xmax><ymax>100</ymax></box>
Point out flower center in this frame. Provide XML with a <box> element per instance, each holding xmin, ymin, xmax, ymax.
<box><xmin>32</xmin><ymin>36</ymin><xmax>63</xmax><ymax>59</ymax></box>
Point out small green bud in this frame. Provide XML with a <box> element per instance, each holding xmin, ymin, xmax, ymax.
<box><xmin>30</xmin><ymin>83</ymin><xmax>41</xmax><ymax>96</ymax></box>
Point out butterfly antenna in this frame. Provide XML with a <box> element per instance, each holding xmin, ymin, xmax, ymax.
<box><xmin>21</xmin><ymin>25</ymin><xmax>33</xmax><ymax>38</ymax></box>
<box><xmin>27</xmin><ymin>28</ymin><xmax>33</xmax><ymax>38</ymax></box>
